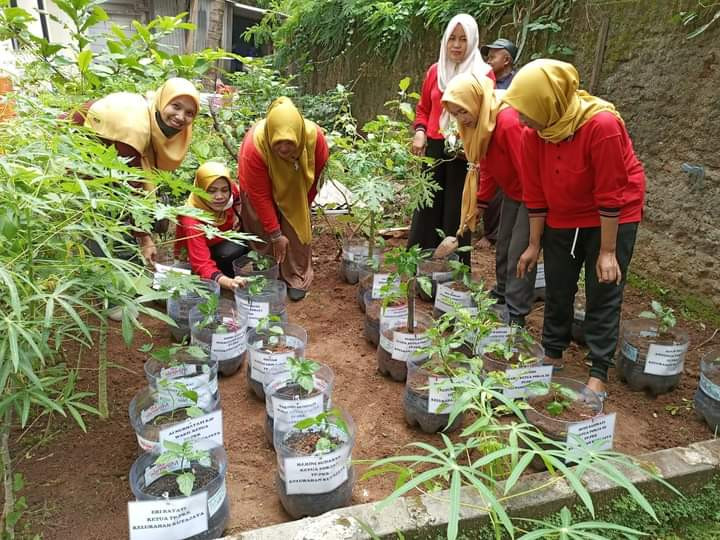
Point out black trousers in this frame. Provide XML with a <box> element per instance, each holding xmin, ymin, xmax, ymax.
<box><xmin>407</xmin><ymin>138</ymin><xmax>471</xmax><ymax>265</ymax></box>
<box><xmin>210</xmin><ymin>240</ymin><xmax>248</xmax><ymax>277</ymax></box>
<box><xmin>542</xmin><ymin>223</ymin><xmax>638</xmax><ymax>382</ymax></box>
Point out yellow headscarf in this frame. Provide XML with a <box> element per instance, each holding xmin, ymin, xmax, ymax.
<box><xmin>502</xmin><ymin>59</ymin><xmax>623</xmax><ymax>143</ymax></box>
<box><xmin>84</xmin><ymin>92</ymin><xmax>152</xmax><ymax>167</ymax></box>
<box><xmin>252</xmin><ymin>97</ymin><xmax>318</xmax><ymax>244</ymax></box>
<box><xmin>187</xmin><ymin>161</ymin><xmax>233</xmax><ymax>226</ymax></box>
<box><xmin>148</xmin><ymin>78</ymin><xmax>201</xmax><ymax>171</ymax></box>
<box><xmin>441</xmin><ymin>73</ymin><xmax>499</xmax><ymax>236</ymax></box>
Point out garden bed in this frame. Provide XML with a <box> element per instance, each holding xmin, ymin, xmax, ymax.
<box><xmin>11</xmin><ymin>230</ymin><xmax>718</xmax><ymax>538</ymax></box>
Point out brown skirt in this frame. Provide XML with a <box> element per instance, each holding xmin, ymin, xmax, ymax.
<box><xmin>239</xmin><ymin>192</ymin><xmax>313</xmax><ymax>291</ymax></box>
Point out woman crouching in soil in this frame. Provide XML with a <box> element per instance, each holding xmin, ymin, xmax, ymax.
<box><xmin>175</xmin><ymin>161</ymin><xmax>250</xmax><ymax>291</ymax></box>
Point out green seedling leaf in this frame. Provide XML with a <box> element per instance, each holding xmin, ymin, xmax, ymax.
<box><xmin>186</xmin><ymin>406</ymin><xmax>204</xmax><ymax>418</ymax></box>
<box><xmin>176</xmin><ymin>472</ymin><xmax>195</xmax><ymax>497</ymax></box>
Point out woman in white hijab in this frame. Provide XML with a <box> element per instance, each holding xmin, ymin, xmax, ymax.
<box><xmin>408</xmin><ymin>13</ymin><xmax>494</xmax><ymax>265</ymax></box>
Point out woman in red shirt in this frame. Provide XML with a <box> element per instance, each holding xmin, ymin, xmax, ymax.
<box><xmin>507</xmin><ymin>59</ymin><xmax>646</xmax><ymax>398</ymax></box>
<box><xmin>237</xmin><ymin>97</ymin><xmax>329</xmax><ymax>301</ymax></box>
<box><xmin>175</xmin><ymin>162</ymin><xmax>248</xmax><ymax>291</ymax></box>
<box><xmin>409</xmin><ymin>13</ymin><xmax>494</xmax><ymax>265</ymax></box>
<box><xmin>441</xmin><ymin>73</ymin><xmax>535</xmax><ymax>327</ymax></box>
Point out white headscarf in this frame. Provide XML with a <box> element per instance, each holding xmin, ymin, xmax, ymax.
<box><xmin>437</xmin><ymin>14</ymin><xmax>492</xmax><ymax>133</ymax></box>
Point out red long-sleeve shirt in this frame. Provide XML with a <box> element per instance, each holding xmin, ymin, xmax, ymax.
<box><xmin>477</xmin><ymin>108</ymin><xmax>524</xmax><ymax>207</ymax></box>
<box><xmin>521</xmin><ymin>111</ymin><xmax>645</xmax><ymax>228</ymax></box>
<box><xmin>237</xmin><ymin>125</ymin><xmax>329</xmax><ymax>235</ymax></box>
<box><xmin>413</xmin><ymin>63</ymin><xmax>496</xmax><ymax>140</ymax></box>
<box><xmin>174</xmin><ymin>183</ymin><xmax>242</xmax><ymax>281</ymax></box>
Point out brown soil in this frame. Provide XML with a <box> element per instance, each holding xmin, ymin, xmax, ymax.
<box><xmin>447</xmin><ymin>281</ymin><xmax>469</xmax><ymax>292</ymax></box>
<box><xmin>151</xmin><ymin>407</ymin><xmax>192</xmax><ymax>427</ymax></box>
<box><xmin>274</xmin><ymin>382</ymin><xmax>320</xmax><ymax>400</ymax></box>
<box><xmin>261</xmin><ymin>342</ymin><xmax>294</xmax><ymax>354</ymax></box>
<box><xmin>283</xmin><ymin>432</ymin><xmax>342</xmax><ymax>456</ymax></box>
<box><xmin>143</xmin><ymin>466</ymin><xmax>219</xmax><ymax>498</ymax></box>
<box><xmin>11</xmin><ymin>230</ymin><xmax>720</xmax><ymax>539</ymax></box>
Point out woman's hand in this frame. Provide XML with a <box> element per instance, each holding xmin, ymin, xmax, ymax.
<box><xmin>596</xmin><ymin>249</ymin><xmax>622</xmax><ymax>285</ymax></box>
<box><xmin>411</xmin><ymin>130</ymin><xmax>427</xmax><ymax>156</ymax></box>
<box><xmin>218</xmin><ymin>276</ymin><xmax>248</xmax><ymax>291</ymax></box>
<box><xmin>138</xmin><ymin>235</ymin><xmax>157</xmax><ymax>268</ymax></box>
<box><xmin>516</xmin><ymin>244</ymin><xmax>540</xmax><ymax>278</ymax></box>
<box><xmin>271</xmin><ymin>234</ymin><xmax>289</xmax><ymax>264</ymax></box>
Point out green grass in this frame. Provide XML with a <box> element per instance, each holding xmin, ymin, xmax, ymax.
<box><xmin>627</xmin><ymin>271</ymin><xmax>720</xmax><ymax>328</ymax></box>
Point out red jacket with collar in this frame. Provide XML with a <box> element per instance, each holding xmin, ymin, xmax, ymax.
<box><xmin>521</xmin><ymin>111</ymin><xmax>645</xmax><ymax>228</ymax></box>
<box><xmin>477</xmin><ymin>107</ymin><xmax>524</xmax><ymax>207</ymax></box>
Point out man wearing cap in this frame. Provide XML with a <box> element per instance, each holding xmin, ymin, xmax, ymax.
<box><xmin>481</xmin><ymin>38</ymin><xmax>518</xmax><ymax>90</ymax></box>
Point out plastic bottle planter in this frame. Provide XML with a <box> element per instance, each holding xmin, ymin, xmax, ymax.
<box><xmin>264</xmin><ymin>364</ymin><xmax>335</xmax><ymax>448</ymax></box>
<box><xmin>144</xmin><ymin>354</ymin><xmax>219</xmax><ymax>404</ymax></box>
<box><xmin>246</xmin><ymin>323</ymin><xmax>308</xmax><ymax>401</ymax></box>
<box><xmin>479</xmin><ymin>333</ymin><xmax>545</xmax><ymax>374</ymax></box>
<box><xmin>234</xmin><ymin>279</ymin><xmax>288</xmax><ymax>329</ymax></box>
<box><xmin>129</xmin><ymin>385</ymin><xmax>220</xmax><ymax>454</ymax></box>
<box><xmin>129</xmin><ymin>440</ymin><xmax>228</xmax><ymax>540</ymax></box>
<box><xmin>571</xmin><ymin>297</ymin><xmax>586</xmax><ymax>345</ymax></box>
<box><xmin>433</xmin><ymin>281</ymin><xmax>477</xmax><ymax>319</ymax></box>
<box><xmin>534</xmin><ymin>261</ymin><xmax>546</xmax><ymax>301</ymax></box>
<box><xmin>417</xmin><ymin>251</ymin><xmax>459</xmax><ymax>302</ymax></box>
<box><xmin>189</xmin><ymin>300</ymin><xmax>248</xmax><ymax>377</ymax></box>
<box><xmin>525</xmin><ymin>378</ymin><xmax>604</xmax><ymax>469</ymax></box>
<box><xmin>694</xmin><ymin>348</ymin><xmax>720</xmax><ymax>433</ymax></box>
<box><xmin>356</xmin><ymin>258</ymin><xmax>394</xmax><ymax>312</ymax></box>
<box><xmin>150</xmin><ymin>257</ymin><xmax>192</xmax><ymax>293</ymax></box>
<box><xmin>618</xmin><ymin>319</ymin><xmax>690</xmax><ymax>395</ymax></box>
<box><xmin>377</xmin><ymin>312</ymin><xmax>433</xmax><ymax>382</ymax></box>
<box><xmin>363</xmin><ymin>290</ymin><xmax>407</xmax><ymax>347</ymax></box>
<box><xmin>232</xmin><ymin>253</ymin><xmax>279</xmax><ymax>280</ymax></box>
<box><xmin>166</xmin><ymin>279</ymin><xmax>221</xmax><ymax>342</ymax></box>
<box><xmin>274</xmin><ymin>409</ymin><xmax>355</xmax><ymax>519</ymax></box>
<box><xmin>339</xmin><ymin>238</ymin><xmax>375</xmax><ymax>285</ymax></box>
<box><xmin>404</xmin><ymin>356</ymin><xmax>465</xmax><ymax>433</ymax></box>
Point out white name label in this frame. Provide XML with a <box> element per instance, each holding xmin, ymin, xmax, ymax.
<box><xmin>159</xmin><ymin>365</ymin><xmax>197</xmax><ymax>379</ymax></box>
<box><xmin>210</xmin><ymin>320</ymin><xmax>247</xmax><ymax>361</ymax></box>
<box><xmin>272</xmin><ymin>393</ymin><xmax>325</xmax><ymax>432</ymax></box>
<box><xmin>534</xmin><ymin>262</ymin><xmax>545</xmax><ymax>289</ymax></box>
<box><xmin>371</xmin><ymin>273</ymin><xmax>400</xmax><ymax>298</ymax></box>
<box><xmin>284</xmin><ymin>447</ymin><xmax>349</xmax><ymax>495</ymax></box>
<box><xmin>159</xmin><ymin>410</ymin><xmax>223</xmax><ymax>448</ymax></box>
<box><xmin>476</xmin><ymin>326</ymin><xmax>513</xmax><ymax>353</ymax></box>
<box><xmin>434</xmin><ymin>283</ymin><xmax>474</xmax><ymax>313</ymax></box>
<box><xmin>392</xmin><ymin>331</ymin><xmax>430</xmax><ymax>362</ymax></box>
<box><xmin>236</xmin><ymin>297</ymin><xmax>270</xmax><ymax>327</ymax></box>
<box><xmin>380</xmin><ymin>304</ymin><xmax>408</xmax><ymax>326</ymax></box>
<box><xmin>566</xmin><ymin>413</ymin><xmax>616</xmax><ymax>462</ymax></box>
<box><xmin>128</xmin><ymin>492</ymin><xmax>208</xmax><ymax>540</ymax></box>
<box><xmin>249</xmin><ymin>345</ymin><xmax>297</xmax><ymax>384</ymax></box>
<box><xmin>152</xmin><ymin>264</ymin><xmax>191</xmax><ymax>291</ymax></box>
<box><xmin>428</xmin><ymin>376</ymin><xmax>455</xmax><ymax>414</ymax></box>
<box><xmin>502</xmin><ymin>365</ymin><xmax>554</xmax><ymax>398</ymax></box>
<box><xmin>643</xmin><ymin>342</ymin><xmax>688</xmax><ymax>376</ymax></box>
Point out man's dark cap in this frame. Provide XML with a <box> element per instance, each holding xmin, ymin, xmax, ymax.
<box><xmin>481</xmin><ymin>38</ymin><xmax>518</xmax><ymax>62</ymax></box>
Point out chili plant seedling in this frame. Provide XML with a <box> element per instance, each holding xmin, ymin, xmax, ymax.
<box><xmin>154</xmin><ymin>440</ymin><xmax>213</xmax><ymax>497</ymax></box>
<box><xmin>294</xmin><ymin>408</ymin><xmax>349</xmax><ymax>454</ymax></box>
<box><xmin>247</xmin><ymin>250</ymin><xmax>275</xmax><ymax>271</ymax></box>
<box><xmin>287</xmin><ymin>357</ymin><xmax>321</xmax><ymax>395</ymax></box>
<box><xmin>639</xmin><ymin>300</ymin><xmax>677</xmax><ymax>334</ymax></box>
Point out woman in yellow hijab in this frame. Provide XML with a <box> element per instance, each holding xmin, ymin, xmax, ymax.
<box><xmin>76</xmin><ymin>78</ymin><xmax>200</xmax><ymax>268</ymax></box>
<box><xmin>175</xmin><ymin>161</ymin><xmax>249</xmax><ymax>291</ymax></box>
<box><xmin>506</xmin><ymin>59</ymin><xmax>646</xmax><ymax>399</ymax></box>
<box><xmin>442</xmin><ymin>72</ymin><xmax>535</xmax><ymax>328</ymax></box>
<box><xmin>238</xmin><ymin>97</ymin><xmax>329</xmax><ymax>301</ymax></box>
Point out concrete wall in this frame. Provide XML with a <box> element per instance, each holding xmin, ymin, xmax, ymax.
<box><xmin>301</xmin><ymin>1</ymin><xmax>720</xmax><ymax>307</ymax></box>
